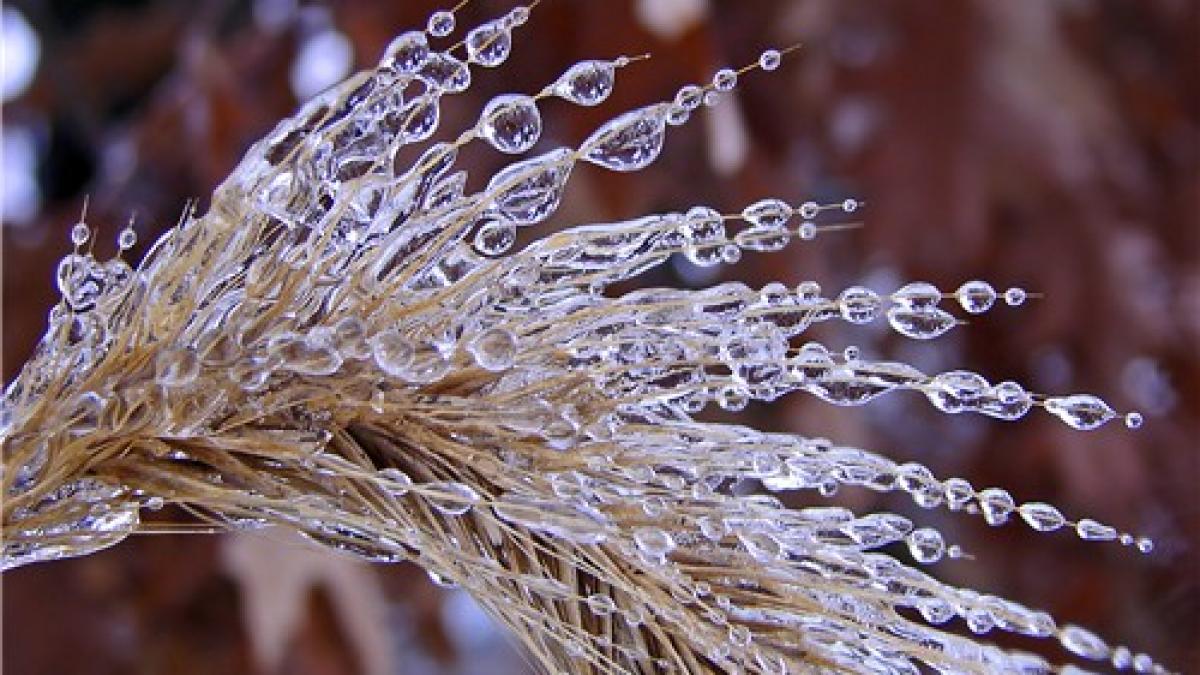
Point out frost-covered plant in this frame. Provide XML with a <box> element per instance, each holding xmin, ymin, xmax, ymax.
<box><xmin>0</xmin><ymin>3</ymin><xmax>1167</xmax><ymax>674</ymax></box>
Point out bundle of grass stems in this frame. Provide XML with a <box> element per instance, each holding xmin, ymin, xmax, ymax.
<box><xmin>0</xmin><ymin>2</ymin><xmax>1167</xmax><ymax>673</ymax></box>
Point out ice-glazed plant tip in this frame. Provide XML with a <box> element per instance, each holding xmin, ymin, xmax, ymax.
<box><xmin>0</xmin><ymin>2</ymin><xmax>1168</xmax><ymax>674</ymax></box>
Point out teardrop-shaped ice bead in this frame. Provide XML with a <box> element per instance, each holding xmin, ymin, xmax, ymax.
<box><xmin>943</xmin><ymin>477</ymin><xmax>975</xmax><ymax>510</ymax></box>
<box><xmin>397</xmin><ymin>94</ymin><xmax>440</xmax><ymax>143</ymax></box>
<box><xmin>977</xmin><ymin>487</ymin><xmax>1015</xmax><ymax>526</ymax></box>
<box><xmin>956</xmin><ymin>280</ymin><xmax>997</xmax><ymax>314</ymax></box>
<box><xmin>479</xmin><ymin>94</ymin><xmax>542</xmax><ymax>154</ymax></box>
<box><xmin>979</xmin><ymin>380</ymin><xmax>1033</xmax><ymax>420</ymax></box>
<box><xmin>674</xmin><ymin>84</ymin><xmax>704</xmax><ymax>111</ymax></box>
<box><xmin>423</xmin><ymin>170</ymin><xmax>467</xmax><ymax>210</ymax></box>
<box><xmin>1018</xmin><ymin>502</ymin><xmax>1065</xmax><ymax>532</ymax></box>
<box><xmin>553</xmin><ymin>60</ymin><xmax>616</xmax><ymax>106</ymax></box>
<box><xmin>1075</xmin><ymin>518</ymin><xmax>1117</xmax><ymax>541</ymax></box>
<box><xmin>741</xmin><ymin>198</ymin><xmax>793</xmax><ymax>229</ymax></box>
<box><xmin>465</xmin><ymin>21</ymin><xmax>511</xmax><ymax>67</ymax></box>
<box><xmin>892</xmin><ymin>281</ymin><xmax>942</xmax><ymax>310</ymax></box>
<box><xmin>1060</xmin><ymin>625</ymin><xmax>1109</xmax><ymax>661</ymax></box>
<box><xmin>486</xmin><ymin>148</ymin><xmax>573</xmax><ymax>224</ymax></box>
<box><xmin>838</xmin><ymin>286</ymin><xmax>882</xmax><ymax>324</ymax></box>
<box><xmin>734</xmin><ymin>226</ymin><xmax>790</xmax><ymax>252</ymax></box>
<box><xmin>382</xmin><ymin>31</ymin><xmax>429</xmax><ymax>72</ymax></box>
<box><xmin>582</xmin><ymin>104</ymin><xmax>669</xmax><ymax>172</ymax></box>
<box><xmin>925</xmin><ymin>370</ymin><xmax>990</xmax><ymax>413</ymax></box>
<box><xmin>419</xmin><ymin>53</ymin><xmax>471</xmax><ymax>92</ymax></box>
<box><xmin>1044</xmin><ymin>394</ymin><xmax>1116</xmax><ymax>430</ymax></box>
<box><xmin>472</xmin><ymin>217</ymin><xmax>518</xmax><ymax>256</ymax></box>
<box><xmin>886</xmin><ymin>306</ymin><xmax>956</xmax><ymax>340</ymax></box>
<box><xmin>905</xmin><ymin>527</ymin><xmax>946</xmax><ymax>563</ymax></box>
<box><xmin>427</xmin><ymin>10</ymin><xmax>455</xmax><ymax>37</ymax></box>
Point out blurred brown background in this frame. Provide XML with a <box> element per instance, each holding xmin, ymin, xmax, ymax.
<box><xmin>2</xmin><ymin>0</ymin><xmax>1197</xmax><ymax>673</ymax></box>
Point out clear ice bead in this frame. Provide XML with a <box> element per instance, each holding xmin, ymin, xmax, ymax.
<box><xmin>742</xmin><ymin>198</ymin><xmax>793</xmax><ymax>229</ymax></box>
<box><xmin>892</xmin><ymin>281</ymin><xmax>942</xmax><ymax>310</ymax></box>
<box><xmin>1003</xmin><ymin>286</ymin><xmax>1028</xmax><ymax>306</ymax></box>
<box><xmin>397</xmin><ymin>94</ymin><xmax>440</xmax><ymax>143</ymax></box>
<box><xmin>382</xmin><ymin>31</ymin><xmax>429</xmax><ymax>72</ymax></box>
<box><xmin>1060</xmin><ymin>624</ymin><xmax>1109</xmax><ymax>660</ymax></box>
<box><xmin>427</xmin><ymin>10</ymin><xmax>455</xmax><ymax>37</ymax></box>
<box><xmin>71</xmin><ymin>222</ymin><xmax>90</xmax><ymax>246</ymax></box>
<box><xmin>466</xmin><ymin>21</ymin><xmax>511</xmax><ymax>67</ymax></box>
<box><xmin>473</xmin><ymin>217</ymin><xmax>518</xmax><ymax>256</ymax></box>
<box><xmin>554</xmin><ymin>60</ymin><xmax>616</xmax><ymax>106</ymax></box>
<box><xmin>886</xmin><ymin>306</ymin><xmax>956</xmax><ymax>340</ymax></box>
<box><xmin>759</xmin><ymin>49</ymin><xmax>781</xmax><ymax>71</ymax></box>
<box><xmin>926</xmin><ymin>370</ymin><xmax>990</xmax><ymax>413</ymax></box>
<box><xmin>712</xmin><ymin>68</ymin><xmax>738</xmax><ymax>91</ymax></box>
<box><xmin>906</xmin><ymin>527</ymin><xmax>945</xmax><ymax>563</ymax></box>
<box><xmin>978</xmin><ymin>488</ymin><xmax>1015</xmax><ymax>526</ymax></box>
<box><xmin>956</xmin><ymin>280</ymin><xmax>996</xmax><ymax>314</ymax></box>
<box><xmin>1018</xmin><ymin>502</ymin><xmax>1065</xmax><ymax>532</ymax></box>
<box><xmin>582</xmin><ymin>105</ymin><xmax>668</xmax><ymax>172</ymax></box>
<box><xmin>838</xmin><ymin>286</ymin><xmax>882</xmax><ymax>324</ymax></box>
<box><xmin>486</xmin><ymin>148</ymin><xmax>573</xmax><ymax>224</ymax></box>
<box><xmin>943</xmin><ymin>477</ymin><xmax>975</xmax><ymax>510</ymax></box>
<box><xmin>1044</xmin><ymin>394</ymin><xmax>1116</xmax><ymax>430</ymax></box>
<box><xmin>1075</xmin><ymin>518</ymin><xmax>1117</xmax><ymax>541</ymax></box>
<box><xmin>117</xmin><ymin>227</ymin><xmax>137</xmax><ymax>250</ymax></box>
<box><xmin>479</xmin><ymin>94</ymin><xmax>542</xmax><ymax>154</ymax></box>
<box><xmin>419</xmin><ymin>53</ymin><xmax>471</xmax><ymax>92</ymax></box>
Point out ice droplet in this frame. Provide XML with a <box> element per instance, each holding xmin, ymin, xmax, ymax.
<box><xmin>582</xmin><ymin>105</ymin><xmax>668</xmax><ymax>172</ymax></box>
<box><xmin>427</xmin><ymin>10</ymin><xmax>455</xmax><ymax>37</ymax></box>
<box><xmin>466</xmin><ymin>21</ymin><xmax>512</xmax><ymax>67</ymax></box>
<box><xmin>479</xmin><ymin>95</ymin><xmax>542</xmax><ymax>154</ymax></box>
<box><xmin>1044</xmin><ymin>394</ymin><xmax>1116</xmax><ymax>430</ymax></box>
<box><xmin>554</xmin><ymin>60</ymin><xmax>616</xmax><ymax>106</ymax></box>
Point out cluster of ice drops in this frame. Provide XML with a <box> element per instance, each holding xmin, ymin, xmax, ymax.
<box><xmin>0</xmin><ymin>3</ymin><xmax>1167</xmax><ymax>674</ymax></box>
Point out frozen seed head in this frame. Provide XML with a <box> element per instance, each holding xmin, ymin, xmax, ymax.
<box><xmin>2</xmin><ymin>8</ymin><xmax>1166</xmax><ymax>675</ymax></box>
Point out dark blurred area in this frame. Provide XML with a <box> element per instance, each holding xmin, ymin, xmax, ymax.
<box><xmin>2</xmin><ymin>0</ymin><xmax>1197</xmax><ymax>673</ymax></box>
